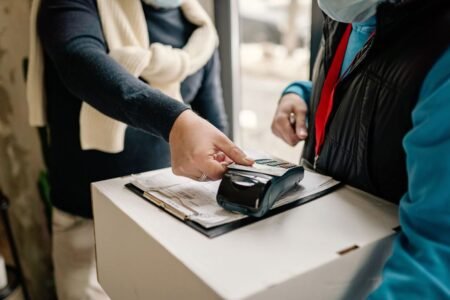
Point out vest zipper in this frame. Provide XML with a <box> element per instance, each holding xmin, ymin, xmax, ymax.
<box><xmin>337</xmin><ymin>33</ymin><xmax>376</xmax><ymax>86</ymax></box>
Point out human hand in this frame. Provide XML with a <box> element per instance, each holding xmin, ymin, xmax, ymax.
<box><xmin>271</xmin><ymin>93</ymin><xmax>308</xmax><ymax>146</ymax></box>
<box><xmin>169</xmin><ymin>110</ymin><xmax>254</xmax><ymax>181</ymax></box>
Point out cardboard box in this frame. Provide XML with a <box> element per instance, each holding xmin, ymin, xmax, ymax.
<box><xmin>92</xmin><ymin>169</ymin><xmax>399</xmax><ymax>300</ymax></box>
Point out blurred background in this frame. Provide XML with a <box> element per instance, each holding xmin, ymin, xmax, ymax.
<box><xmin>238</xmin><ymin>0</ymin><xmax>312</xmax><ymax>163</ymax></box>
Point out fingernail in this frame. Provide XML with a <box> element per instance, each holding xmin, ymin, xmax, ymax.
<box><xmin>298</xmin><ymin>129</ymin><xmax>307</xmax><ymax>138</ymax></box>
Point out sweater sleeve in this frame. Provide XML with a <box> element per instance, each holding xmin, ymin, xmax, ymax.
<box><xmin>281</xmin><ymin>80</ymin><xmax>313</xmax><ymax>104</ymax></box>
<box><xmin>38</xmin><ymin>0</ymin><xmax>189</xmax><ymax>141</ymax></box>
<box><xmin>368</xmin><ymin>48</ymin><xmax>450</xmax><ymax>299</ymax></box>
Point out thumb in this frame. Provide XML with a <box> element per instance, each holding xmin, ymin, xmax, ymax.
<box><xmin>201</xmin><ymin>159</ymin><xmax>228</xmax><ymax>181</ymax></box>
<box><xmin>293</xmin><ymin>102</ymin><xmax>308</xmax><ymax>140</ymax></box>
<box><xmin>215</xmin><ymin>135</ymin><xmax>254</xmax><ymax>166</ymax></box>
<box><xmin>295</xmin><ymin>112</ymin><xmax>308</xmax><ymax>140</ymax></box>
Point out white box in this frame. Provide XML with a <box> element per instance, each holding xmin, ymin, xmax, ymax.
<box><xmin>92</xmin><ymin>169</ymin><xmax>399</xmax><ymax>300</ymax></box>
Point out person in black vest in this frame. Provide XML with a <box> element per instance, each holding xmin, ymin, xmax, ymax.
<box><xmin>271</xmin><ymin>0</ymin><xmax>450</xmax><ymax>298</ymax></box>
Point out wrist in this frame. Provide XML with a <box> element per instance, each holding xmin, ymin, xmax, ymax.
<box><xmin>169</xmin><ymin>109</ymin><xmax>194</xmax><ymax>144</ymax></box>
<box><xmin>280</xmin><ymin>93</ymin><xmax>305</xmax><ymax>104</ymax></box>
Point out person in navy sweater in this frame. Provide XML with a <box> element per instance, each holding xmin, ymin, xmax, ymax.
<box><xmin>272</xmin><ymin>0</ymin><xmax>450</xmax><ymax>299</ymax></box>
<box><xmin>36</xmin><ymin>0</ymin><xmax>252</xmax><ymax>298</ymax></box>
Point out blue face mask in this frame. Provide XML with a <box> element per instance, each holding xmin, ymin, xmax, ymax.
<box><xmin>142</xmin><ymin>0</ymin><xmax>182</xmax><ymax>9</ymax></box>
<box><xmin>318</xmin><ymin>0</ymin><xmax>383</xmax><ymax>23</ymax></box>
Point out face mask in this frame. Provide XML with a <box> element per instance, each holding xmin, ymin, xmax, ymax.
<box><xmin>142</xmin><ymin>0</ymin><xmax>182</xmax><ymax>9</ymax></box>
<box><xmin>317</xmin><ymin>0</ymin><xmax>383</xmax><ymax>23</ymax></box>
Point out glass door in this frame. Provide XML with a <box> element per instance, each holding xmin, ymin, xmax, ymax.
<box><xmin>237</xmin><ymin>0</ymin><xmax>312</xmax><ymax>163</ymax></box>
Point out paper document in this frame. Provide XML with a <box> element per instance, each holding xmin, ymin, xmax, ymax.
<box><xmin>130</xmin><ymin>168</ymin><xmax>340</xmax><ymax>229</ymax></box>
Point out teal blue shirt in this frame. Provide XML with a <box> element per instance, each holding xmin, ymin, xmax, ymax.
<box><xmin>283</xmin><ymin>20</ymin><xmax>450</xmax><ymax>299</ymax></box>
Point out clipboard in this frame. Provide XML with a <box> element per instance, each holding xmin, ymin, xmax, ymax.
<box><xmin>125</xmin><ymin>175</ymin><xmax>342</xmax><ymax>238</ymax></box>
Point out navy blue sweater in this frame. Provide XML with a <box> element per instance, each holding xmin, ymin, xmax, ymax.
<box><xmin>38</xmin><ymin>0</ymin><xmax>227</xmax><ymax>218</ymax></box>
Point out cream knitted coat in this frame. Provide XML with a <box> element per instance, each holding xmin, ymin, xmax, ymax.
<box><xmin>27</xmin><ymin>0</ymin><xmax>218</xmax><ymax>153</ymax></box>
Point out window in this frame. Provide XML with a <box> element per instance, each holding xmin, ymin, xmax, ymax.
<box><xmin>237</xmin><ymin>0</ymin><xmax>312</xmax><ymax>163</ymax></box>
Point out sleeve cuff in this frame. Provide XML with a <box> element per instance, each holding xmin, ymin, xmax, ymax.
<box><xmin>282</xmin><ymin>81</ymin><xmax>313</xmax><ymax>105</ymax></box>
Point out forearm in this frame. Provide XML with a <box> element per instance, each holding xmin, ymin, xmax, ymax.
<box><xmin>38</xmin><ymin>0</ymin><xmax>189</xmax><ymax>140</ymax></box>
<box><xmin>53</xmin><ymin>40</ymin><xmax>188</xmax><ymax>139</ymax></box>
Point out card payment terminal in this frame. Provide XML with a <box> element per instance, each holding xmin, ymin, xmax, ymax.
<box><xmin>217</xmin><ymin>158</ymin><xmax>304</xmax><ymax>217</ymax></box>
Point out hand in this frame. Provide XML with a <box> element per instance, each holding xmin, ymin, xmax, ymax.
<box><xmin>169</xmin><ymin>110</ymin><xmax>254</xmax><ymax>181</ymax></box>
<box><xmin>271</xmin><ymin>93</ymin><xmax>308</xmax><ymax>146</ymax></box>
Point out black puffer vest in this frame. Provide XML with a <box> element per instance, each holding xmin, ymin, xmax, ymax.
<box><xmin>302</xmin><ymin>0</ymin><xmax>450</xmax><ymax>203</ymax></box>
